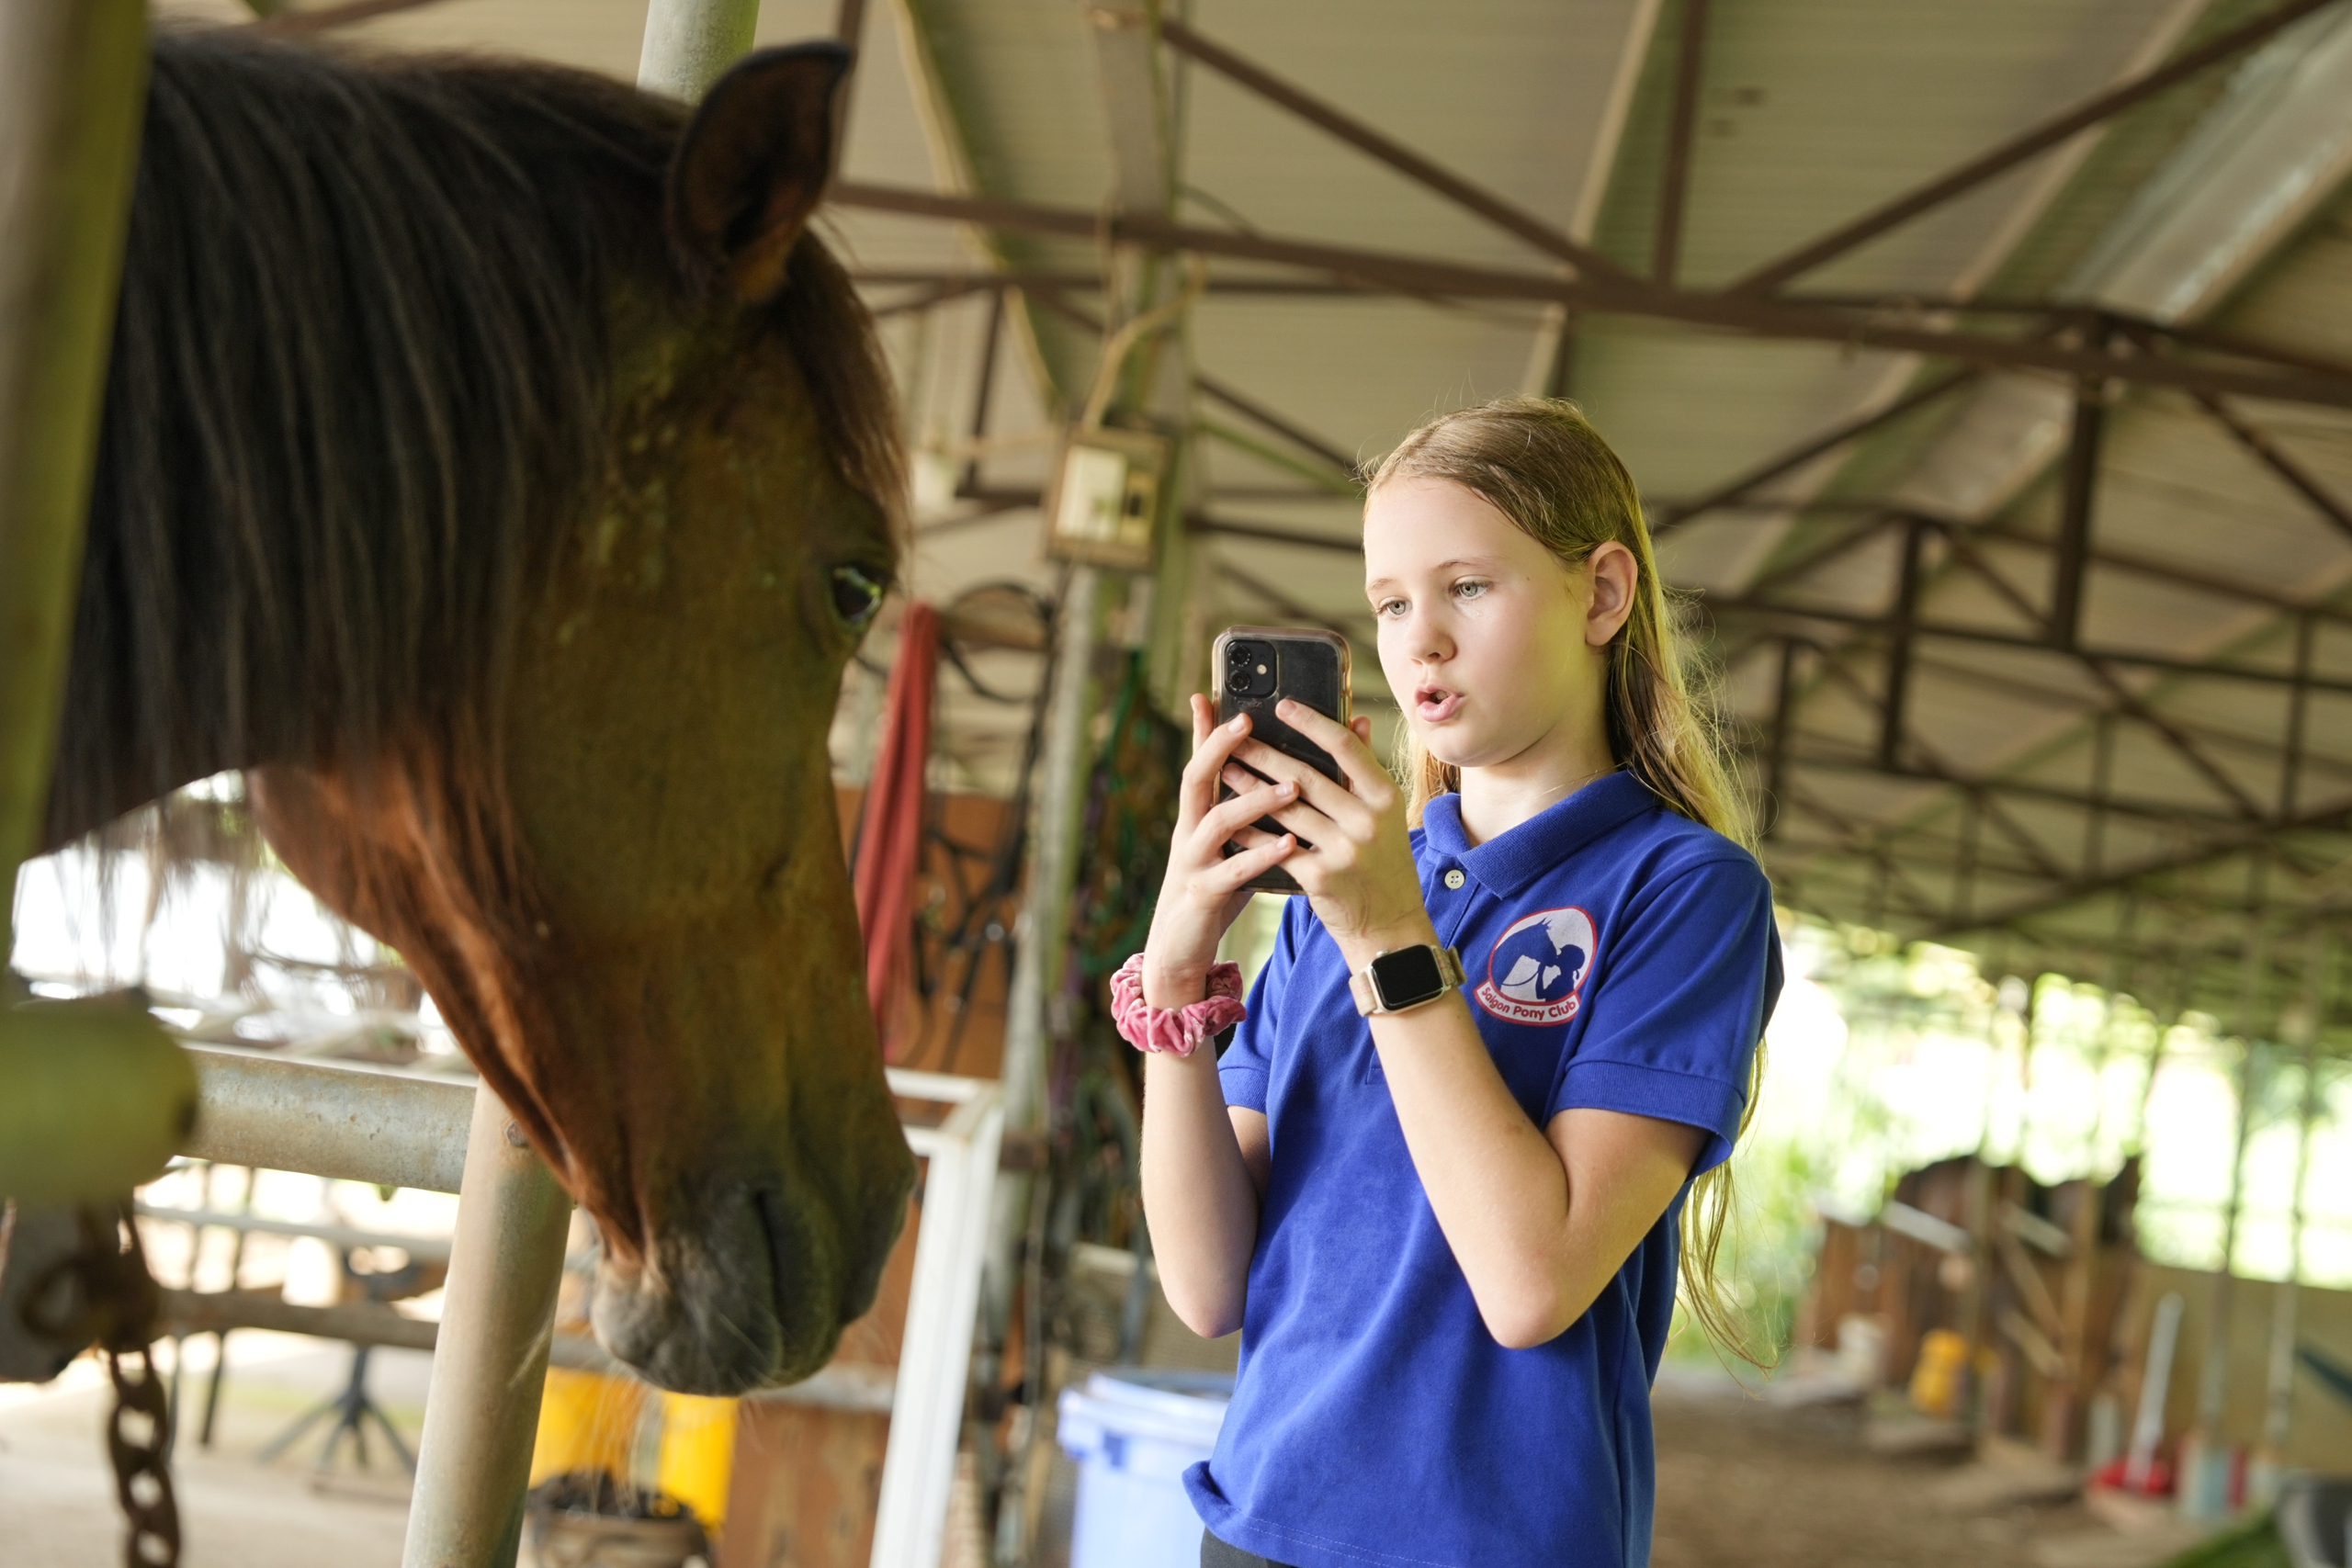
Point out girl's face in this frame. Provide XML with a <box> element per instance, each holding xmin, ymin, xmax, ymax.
<box><xmin>1362</xmin><ymin>475</ymin><xmax>1628</xmax><ymax>775</ymax></box>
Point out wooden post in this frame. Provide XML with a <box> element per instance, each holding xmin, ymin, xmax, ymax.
<box><xmin>2046</xmin><ymin>926</ymin><xmax>2136</xmax><ymax>1458</ymax></box>
<box><xmin>2187</xmin><ymin>863</ymin><xmax>2272</xmax><ymax>1520</ymax></box>
<box><xmin>2254</xmin><ymin>933</ymin><xmax>2329</xmax><ymax>1502</ymax></box>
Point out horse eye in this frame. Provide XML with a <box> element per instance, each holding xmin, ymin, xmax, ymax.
<box><xmin>830</xmin><ymin>564</ymin><xmax>885</xmax><ymax>626</ymax></box>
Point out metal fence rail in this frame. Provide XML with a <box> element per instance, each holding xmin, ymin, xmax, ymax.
<box><xmin>169</xmin><ymin>1045</ymin><xmax>1000</xmax><ymax>1568</ymax></box>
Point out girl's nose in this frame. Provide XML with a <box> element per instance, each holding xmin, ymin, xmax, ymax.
<box><xmin>1410</xmin><ymin>617</ymin><xmax>1452</xmax><ymax>665</ymax></box>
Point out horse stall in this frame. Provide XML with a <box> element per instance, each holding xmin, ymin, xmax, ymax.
<box><xmin>2</xmin><ymin>0</ymin><xmax>1014</xmax><ymax>1563</ymax></box>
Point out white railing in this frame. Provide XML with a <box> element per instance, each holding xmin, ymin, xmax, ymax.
<box><xmin>173</xmin><ymin>1045</ymin><xmax>1001</xmax><ymax>1568</ymax></box>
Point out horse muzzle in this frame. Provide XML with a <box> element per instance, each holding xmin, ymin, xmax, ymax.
<box><xmin>587</xmin><ymin>1156</ymin><xmax>909</xmax><ymax>1395</ymax></box>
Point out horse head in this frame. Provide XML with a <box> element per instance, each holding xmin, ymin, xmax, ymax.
<box><xmin>57</xmin><ymin>36</ymin><xmax>914</xmax><ymax>1394</ymax></box>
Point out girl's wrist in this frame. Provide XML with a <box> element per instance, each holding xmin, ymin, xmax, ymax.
<box><xmin>1329</xmin><ymin>913</ymin><xmax>1442</xmax><ymax>973</ymax></box>
<box><xmin>1142</xmin><ymin>955</ymin><xmax>1215</xmax><ymax>1009</ymax></box>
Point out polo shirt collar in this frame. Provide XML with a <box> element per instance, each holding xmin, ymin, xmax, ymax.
<box><xmin>1420</xmin><ymin>771</ymin><xmax>1660</xmax><ymax>897</ymax></box>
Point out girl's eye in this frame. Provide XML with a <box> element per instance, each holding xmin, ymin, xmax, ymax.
<box><xmin>1453</xmin><ymin>580</ymin><xmax>1490</xmax><ymax>601</ymax></box>
<box><xmin>1376</xmin><ymin>598</ymin><xmax>1408</xmax><ymax>618</ymax></box>
<box><xmin>830</xmin><ymin>563</ymin><xmax>886</xmax><ymax>627</ymax></box>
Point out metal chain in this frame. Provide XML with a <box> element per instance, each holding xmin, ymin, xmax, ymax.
<box><xmin>21</xmin><ymin>1203</ymin><xmax>182</xmax><ymax>1568</ymax></box>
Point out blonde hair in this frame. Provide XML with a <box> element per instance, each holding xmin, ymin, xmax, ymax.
<box><xmin>1367</xmin><ymin>395</ymin><xmax>1769</xmax><ymax>1361</ymax></box>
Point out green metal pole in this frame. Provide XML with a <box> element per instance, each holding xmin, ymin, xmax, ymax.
<box><xmin>0</xmin><ymin>0</ymin><xmax>148</xmax><ymax>919</ymax></box>
<box><xmin>0</xmin><ymin>0</ymin><xmax>198</xmax><ymax>1213</ymax></box>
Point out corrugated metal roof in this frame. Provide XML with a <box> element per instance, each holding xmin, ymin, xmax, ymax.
<box><xmin>158</xmin><ymin>0</ymin><xmax>2352</xmax><ymax>1018</ymax></box>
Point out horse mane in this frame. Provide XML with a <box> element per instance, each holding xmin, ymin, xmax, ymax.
<box><xmin>46</xmin><ymin>26</ymin><xmax>901</xmax><ymax>851</ymax></box>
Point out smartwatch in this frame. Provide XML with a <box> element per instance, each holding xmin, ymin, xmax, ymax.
<box><xmin>1348</xmin><ymin>944</ymin><xmax>1465</xmax><ymax>1017</ymax></box>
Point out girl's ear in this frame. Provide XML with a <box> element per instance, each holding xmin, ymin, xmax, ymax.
<box><xmin>1584</xmin><ymin>541</ymin><xmax>1639</xmax><ymax>649</ymax></box>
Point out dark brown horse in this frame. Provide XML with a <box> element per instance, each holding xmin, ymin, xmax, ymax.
<box><xmin>41</xmin><ymin>27</ymin><xmax>914</xmax><ymax>1394</ymax></box>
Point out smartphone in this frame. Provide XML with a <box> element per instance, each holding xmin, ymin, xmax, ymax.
<box><xmin>1211</xmin><ymin>626</ymin><xmax>1352</xmax><ymax>895</ymax></box>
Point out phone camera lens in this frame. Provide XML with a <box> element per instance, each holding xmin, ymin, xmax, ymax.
<box><xmin>1225</xmin><ymin>639</ymin><xmax>1276</xmax><ymax>698</ymax></box>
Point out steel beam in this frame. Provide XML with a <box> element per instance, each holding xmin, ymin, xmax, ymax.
<box><xmin>1891</xmin><ymin>647</ymin><xmax>2352</xmax><ymax>789</ymax></box>
<box><xmin>1785</xmin><ymin>750</ymin><xmax>2261</xmax><ymax>832</ymax></box>
<box><xmin>1193</xmin><ymin>375</ymin><xmax>1360</xmax><ymax>483</ymax></box>
<box><xmin>1879</xmin><ymin>521</ymin><xmax>1928</xmax><ymax>771</ymax></box>
<box><xmin>1155</xmin><ymin>17</ymin><xmax>1636</xmax><ymax>286</ymax></box>
<box><xmin>1187</xmin><ymin>513</ymin><xmax>1355</xmax><ymax>553</ymax></box>
<box><xmin>2282</xmin><ymin>612</ymin><xmax>2316</xmax><ymax>818</ymax></box>
<box><xmin>826</xmin><ymin>183</ymin><xmax>2352</xmax><ymax>409</ymax></box>
<box><xmin>1815</xmin><ymin>654</ymin><xmax>2070</xmax><ymax>885</ymax></box>
<box><xmin>1656</xmin><ymin>368</ymin><xmax>1979</xmax><ymax>533</ymax></box>
<box><xmin>248</xmin><ymin>0</ymin><xmax>453</xmax><ymax>34</ymax></box>
<box><xmin>1925</xmin><ymin>792</ymin><xmax>2352</xmax><ymax>936</ymax></box>
<box><xmin>2085</xmin><ymin>713</ymin><xmax>2115</xmax><ymax>880</ymax></box>
<box><xmin>2193</xmin><ymin>390</ymin><xmax>2352</xmax><ymax>544</ymax></box>
<box><xmin>956</xmin><ymin>289</ymin><xmax>1006</xmax><ymax>500</ymax></box>
<box><xmin>854</xmin><ymin>268</ymin><xmax>1381</xmax><ymax>298</ymax></box>
<box><xmin>1975</xmin><ymin>516</ymin><xmax>2352</xmax><ymax>626</ymax></box>
<box><xmin>1706</xmin><ymin>597</ymin><xmax>2352</xmax><ymax>698</ymax></box>
<box><xmin>2051</xmin><ymin>347</ymin><xmax>2109</xmax><ymax>649</ymax></box>
<box><xmin>1652</xmin><ymin>0</ymin><xmax>1711</xmax><ymax>285</ymax></box>
<box><xmin>1025</xmin><ymin>282</ymin><xmax>1360</xmax><ymax>485</ymax></box>
<box><xmin>1765</xmin><ymin>638</ymin><xmax>1801</xmax><ymax>839</ymax></box>
<box><xmin>1778</xmin><ymin>783</ymin><xmax>1952</xmax><ymax>923</ymax></box>
<box><xmin>1941</xmin><ymin>535</ymin><xmax>2267</xmax><ymax>819</ymax></box>
<box><xmin>1723</xmin><ymin>0</ymin><xmax>2346</xmax><ymax>296</ymax></box>
<box><xmin>1215</xmin><ymin>560</ymin><xmax>1375</xmax><ymax>647</ymax></box>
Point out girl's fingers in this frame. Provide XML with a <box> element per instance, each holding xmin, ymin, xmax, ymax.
<box><xmin>1204</xmin><ymin>831</ymin><xmax>1295</xmax><ymax>893</ymax></box>
<box><xmin>1272</xmin><ymin>700</ymin><xmax>1394</xmax><ymax>800</ymax></box>
<box><xmin>1178</xmin><ymin>711</ymin><xmax>1254</xmax><ymax>824</ymax></box>
<box><xmin>1217</xmin><ymin>767</ymin><xmax>1336</xmax><ymax>842</ymax></box>
<box><xmin>1229</xmin><ymin>740</ymin><xmax>1375</xmax><ymax>836</ymax></box>
<box><xmin>1197</xmin><ymin>783</ymin><xmax>1301</xmax><ymax>848</ymax></box>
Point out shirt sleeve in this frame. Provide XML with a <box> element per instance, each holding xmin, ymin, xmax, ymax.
<box><xmin>1547</xmin><ymin>855</ymin><xmax>1781</xmax><ymax>1173</ymax></box>
<box><xmin>1217</xmin><ymin>898</ymin><xmax>1303</xmax><ymax>1114</ymax></box>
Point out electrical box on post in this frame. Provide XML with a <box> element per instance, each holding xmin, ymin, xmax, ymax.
<box><xmin>1044</xmin><ymin>426</ymin><xmax>1170</xmax><ymax>571</ymax></box>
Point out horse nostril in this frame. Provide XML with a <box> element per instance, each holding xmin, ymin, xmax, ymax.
<box><xmin>752</xmin><ymin>1186</ymin><xmax>791</xmax><ymax>1320</ymax></box>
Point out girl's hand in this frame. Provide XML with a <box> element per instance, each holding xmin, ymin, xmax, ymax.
<box><xmin>1220</xmin><ymin>700</ymin><xmax>1431</xmax><ymax>954</ymax></box>
<box><xmin>1140</xmin><ymin>694</ymin><xmax>1304</xmax><ymax>1005</ymax></box>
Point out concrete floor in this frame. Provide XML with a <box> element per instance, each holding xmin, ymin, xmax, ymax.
<box><xmin>0</xmin><ymin>1331</ymin><xmax>429</xmax><ymax>1568</ymax></box>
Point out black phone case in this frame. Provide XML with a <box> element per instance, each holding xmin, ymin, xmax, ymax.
<box><xmin>1212</xmin><ymin>626</ymin><xmax>1352</xmax><ymax>895</ymax></box>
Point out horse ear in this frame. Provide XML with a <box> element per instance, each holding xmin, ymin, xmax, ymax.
<box><xmin>666</xmin><ymin>43</ymin><xmax>853</xmax><ymax>304</ymax></box>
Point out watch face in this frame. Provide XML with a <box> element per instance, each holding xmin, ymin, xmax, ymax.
<box><xmin>1370</xmin><ymin>945</ymin><xmax>1445</xmax><ymax>1010</ymax></box>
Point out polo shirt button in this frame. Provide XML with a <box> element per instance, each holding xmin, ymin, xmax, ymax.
<box><xmin>1442</xmin><ymin>868</ymin><xmax>1465</xmax><ymax>890</ymax></box>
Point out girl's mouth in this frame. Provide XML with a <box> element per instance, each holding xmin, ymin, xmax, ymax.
<box><xmin>1415</xmin><ymin>685</ymin><xmax>1463</xmax><ymax>724</ymax></box>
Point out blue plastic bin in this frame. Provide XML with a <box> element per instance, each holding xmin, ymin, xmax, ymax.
<box><xmin>1057</xmin><ymin>1368</ymin><xmax>1234</xmax><ymax>1568</ymax></box>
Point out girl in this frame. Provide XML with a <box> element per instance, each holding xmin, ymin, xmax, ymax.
<box><xmin>1118</xmin><ymin>398</ymin><xmax>1782</xmax><ymax>1568</ymax></box>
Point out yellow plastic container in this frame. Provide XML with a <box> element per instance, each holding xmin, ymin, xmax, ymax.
<box><xmin>1908</xmin><ymin>1328</ymin><xmax>1968</xmax><ymax>1417</ymax></box>
<box><xmin>530</xmin><ymin>1367</ymin><xmax>648</xmax><ymax>1486</ymax></box>
<box><xmin>654</xmin><ymin>1393</ymin><xmax>740</xmax><ymax>1532</ymax></box>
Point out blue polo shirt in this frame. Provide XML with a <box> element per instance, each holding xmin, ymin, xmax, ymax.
<box><xmin>1183</xmin><ymin>772</ymin><xmax>1781</xmax><ymax>1568</ymax></box>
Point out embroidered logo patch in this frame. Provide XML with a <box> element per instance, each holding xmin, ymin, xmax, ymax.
<box><xmin>1475</xmin><ymin>906</ymin><xmax>1596</xmax><ymax>1026</ymax></box>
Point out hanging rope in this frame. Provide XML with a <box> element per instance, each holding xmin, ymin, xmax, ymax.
<box><xmin>852</xmin><ymin>602</ymin><xmax>941</xmax><ymax>1059</ymax></box>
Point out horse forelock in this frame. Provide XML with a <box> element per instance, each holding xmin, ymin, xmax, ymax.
<box><xmin>48</xmin><ymin>26</ymin><xmax>905</xmax><ymax>870</ymax></box>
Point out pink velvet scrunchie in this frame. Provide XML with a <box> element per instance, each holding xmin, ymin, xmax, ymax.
<box><xmin>1109</xmin><ymin>953</ymin><xmax>1248</xmax><ymax>1057</ymax></box>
